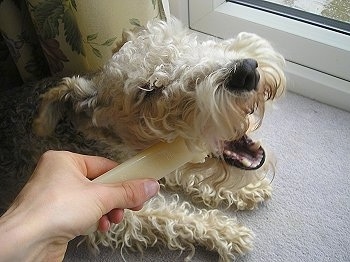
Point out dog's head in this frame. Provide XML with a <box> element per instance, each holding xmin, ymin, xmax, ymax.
<box><xmin>94</xmin><ymin>19</ymin><xmax>285</xmax><ymax>171</ymax></box>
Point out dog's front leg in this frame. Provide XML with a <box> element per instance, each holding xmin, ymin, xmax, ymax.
<box><xmin>163</xmin><ymin>158</ymin><xmax>273</xmax><ymax>210</ymax></box>
<box><xmin>87</xmin><ymin>194</ymin><xmax>253</xmax><ymax>261</ymax></box>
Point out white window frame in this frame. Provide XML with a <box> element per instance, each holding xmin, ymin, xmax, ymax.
<box><xmin>169</xmin><ymin>0</ymin><xmax>350</xmax><ymax>112</ymax></box>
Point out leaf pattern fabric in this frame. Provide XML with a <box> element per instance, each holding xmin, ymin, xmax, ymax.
<box><xmin>0</xmin><ymin>0</ymin><xmax>167</xmax><ymax>88</ymax></box>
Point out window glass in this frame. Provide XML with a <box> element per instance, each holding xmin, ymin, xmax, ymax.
<box><xmin>266</xmin><ymin>0</ymin><xmax>350</xmax><ymax>24</ymax></box>
<box><xmin>229</xmin><ymin>0</ymin><xmax>350</xmax><ymax>34</ymax></box>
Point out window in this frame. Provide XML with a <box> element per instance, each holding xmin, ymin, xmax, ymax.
<box><xmin>171</xmin><ymin>0</ymin><xmax>350</xmax><ymax>111</ymax></box>
<box><xmin>262</xmin><ymin>0</ymin><xmax>350</xmax><ymax>26</ymax></box>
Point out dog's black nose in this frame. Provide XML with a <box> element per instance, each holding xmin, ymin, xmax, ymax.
<box><xmin>225</xmin><ymin>59</ymin><xmax>260</xmax><ymax>92</ymax></box>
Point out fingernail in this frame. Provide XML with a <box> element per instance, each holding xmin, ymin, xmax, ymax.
<box><xmin>144</xmin><ymin>180</ymin><xmax>159</xmax><ymax>198</ymax></box>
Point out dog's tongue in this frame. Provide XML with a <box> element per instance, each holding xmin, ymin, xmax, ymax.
<box><xmin>223</xmin><ymin>135</ymin><xmax>265</xmax><ymax>170</ymax></box>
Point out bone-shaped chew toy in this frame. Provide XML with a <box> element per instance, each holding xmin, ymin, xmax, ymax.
<box><xmin>84</xmin><ymin>137</ymin><xmax>207</xmax><ymax>234</ymax></box>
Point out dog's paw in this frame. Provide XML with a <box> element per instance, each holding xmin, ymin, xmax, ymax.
<box><xmin>233</xmin><ymin>178</ymin><xmax>272</xmax><ymax>210</ymax></box>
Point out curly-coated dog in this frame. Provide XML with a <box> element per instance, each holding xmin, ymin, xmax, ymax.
<box><xmin>0</xmin><ymin>19</ymin><xmax>285</xmax><ymax>261</ymax></box>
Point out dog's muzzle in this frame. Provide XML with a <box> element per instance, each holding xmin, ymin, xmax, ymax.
<box><xmin>225</xmin><ymin>59</ymin><xmax>260</xmax><ymax>92</ymax></box>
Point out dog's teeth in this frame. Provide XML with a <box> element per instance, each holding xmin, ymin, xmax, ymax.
<box><xmin>250</xmin><ymin>140</ymin><xmax>261</xmax><ymax>151</ymax></box>
<box><xmin>241</xmin><ymin>158</ymin><xmax>252</xmax><ymax>167</ymax></box>
<box><xmin>224</xmin><ymin>149</ymin><xmax>233</xmax><ymax>156</ymax></box>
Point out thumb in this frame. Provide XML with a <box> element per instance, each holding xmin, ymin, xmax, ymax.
<box><xmin>92</xmin><ymin>179</ymin><xmax>160</xmax><ymax>214</ymax></box>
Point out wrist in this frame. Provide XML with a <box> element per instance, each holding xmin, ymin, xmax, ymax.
<box><xmin>0</xmin><ymin>206</ymin><xmax>67</xmax><ymax>262</ymax></box>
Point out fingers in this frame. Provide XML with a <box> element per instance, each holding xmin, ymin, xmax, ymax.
<box><xmin>37</xmin><ymin>151</ymin><xmax>118</xmax><ymax>180</ymax></box>
<box><xmin>75</xmin><ymin>154</ymin><xmax>118</xmax><ymax>180</ymax></box>
<box><xmin>72</xmin><ymin>152</ymin><xmax>160</xmax><ymax>212</ymax></box>
<box><xmin>107</xmin><ymin>209</ymin><xmax>125</xmax><ymax>224</ymax></box>
<box><xmin>98</xmin><ymin>205</ymin><xmax>144</xmax><ymax>232</ymax></box>
<box><xmin>97</xmin><ymin>215</ymin><xmax>111</xmax><ymax>232</ymax></box>
<box><xmin>97</xmin><ymin>210</ymin><xmax>125</xmax><ymax>232</ymax></box>
<box><xmin>96</xmin><ymin>182</ymin><xmax>156</xmax><ymax>233</ymax></box>
<box><xmin>36</xmin><ymin>151</ymin><xmax>159</xmax><ymax>231</ymax></box>
<box><xmin>93</xmin><ymin>179</ymin><xmax>159</xmax><ymax>215</ymax></box>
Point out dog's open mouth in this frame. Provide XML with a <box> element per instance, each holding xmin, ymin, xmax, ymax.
<box><xmin>223</xmin><ymin>135</ymin><xmax>265</xmax><ymax>170</ymax></box>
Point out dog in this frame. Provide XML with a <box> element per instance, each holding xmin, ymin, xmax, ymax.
<box><xmin>0</xmin><ymin>18</ymin><xmax>285</xmax><ymax>261</ymax></box>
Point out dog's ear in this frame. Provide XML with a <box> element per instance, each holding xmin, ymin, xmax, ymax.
<box><xmin>33</xmin><ymin>76</ymin><xmax>97</xmax><ymax>136</ymax></box>
<box><xmin>33</xmin><ymin>85</ymin><xmax>65</xmax><ymax>136</ymax></box>
<box><xmin>112</xmin><ymin>26</ymin><xmax>145</xmax><ymax>53</ymax></box>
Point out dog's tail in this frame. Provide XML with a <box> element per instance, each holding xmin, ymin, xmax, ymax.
<box><xmin>33</xmin><ymin>76</ymin><xmax>97</xmax><ymax>136</ymax></box>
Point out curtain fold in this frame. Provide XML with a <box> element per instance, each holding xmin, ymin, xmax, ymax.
<box><xmin>0</xmin><ymin>0</ymin><xmax>167</xmax><ymax>88</ymax></box>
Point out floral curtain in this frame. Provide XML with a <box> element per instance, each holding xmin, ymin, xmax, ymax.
<box><xmin>0</xmin><ymin>0</ymin><xmax>168</xmax><ymax>89</ymax></box>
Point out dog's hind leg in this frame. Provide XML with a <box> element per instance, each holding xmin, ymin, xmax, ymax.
<box><xmin>33</xmin><ymin>76</ymin><xmax>97</xmax><ymax>136</ymax></box>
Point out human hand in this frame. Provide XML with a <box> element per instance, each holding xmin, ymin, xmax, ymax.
<box><xmin>0</xmin><ymin>150</ymin><xmax>159</xmax><ymax>261</ymax></box>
